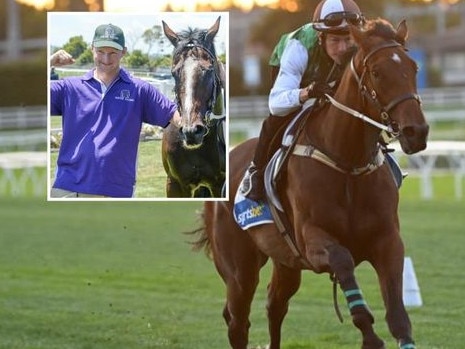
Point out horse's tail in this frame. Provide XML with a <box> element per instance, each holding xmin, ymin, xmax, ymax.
<box><xmin>184</xmin><ymin>206</ymin><xmax>212</xmax><ymax>259</ymax></box>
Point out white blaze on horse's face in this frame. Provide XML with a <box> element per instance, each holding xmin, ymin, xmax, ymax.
<box><xmin>391</xmin><ymin>53</ymin><xmax>402</xmax><ymax>64</ymax></box>
<box><xmin>182</xmin><ymin>56</ymin><xmax>197</xmax><ymax>123</ymax></box>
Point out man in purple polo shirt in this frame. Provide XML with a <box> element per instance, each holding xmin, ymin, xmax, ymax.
<box><xmin>49</xmin><ymin>23</ymin><xmax>182</xmax><ymax>198</ymax></box>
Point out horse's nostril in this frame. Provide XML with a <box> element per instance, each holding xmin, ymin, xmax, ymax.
<box><xmin>181</xmin><ymin>124</ymin><xmax>206</xmax><ymax>137</ymax></box>
<box><xmin>194</xmin><ymin>124</ymin><xmax>207</xmax><ymax>136</ymax></box>
<box><xmin>180</xmin><ymin>124</ymin><xmax>207</xmax><ymax>147</ymax></box>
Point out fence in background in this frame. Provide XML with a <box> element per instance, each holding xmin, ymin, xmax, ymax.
<box><xmin>0</xmin><ymin>106</ymin><xmax>47</xmax><ymax>197</ymax></box>
<box><xmin>1</xmin><ymin>87</ymin><xmax>464</xmax><ymax>197</ymax></box>
<box><xmin>229</xmin><ymin>87</ymin><xmax>465</xmax><ymax>138</ymax></box>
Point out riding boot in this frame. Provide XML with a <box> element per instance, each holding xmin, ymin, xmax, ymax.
<box><xmin>242</xmin><ymin>115</ymin><xmax>290</xmax><ymax>201</ymax></box>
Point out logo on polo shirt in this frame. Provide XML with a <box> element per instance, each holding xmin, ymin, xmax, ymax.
<box><xmin>115</xmin><ymin>89</ymin><xmax>134</xmax><ymax>102</ymax></box>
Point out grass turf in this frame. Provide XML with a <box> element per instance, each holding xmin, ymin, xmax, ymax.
<box><xmin>1</xmin><ymin>187</ymin><xmax>465</xmax><ymax>348</ymax></box>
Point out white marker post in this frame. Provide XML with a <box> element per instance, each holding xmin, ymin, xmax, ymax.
<box><xmin>403</xmin><ymin>256</ymin><xmax>423</xmax><ymax>307</ymax></box>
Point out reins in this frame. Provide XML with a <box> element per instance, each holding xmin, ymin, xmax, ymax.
<box><xmin>324</xmin><ymin>93</ymin><xmax>394</xmax><ymax>133</ymax></box>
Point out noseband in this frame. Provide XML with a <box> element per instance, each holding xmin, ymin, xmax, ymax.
<box><xmin>173</xmin><ymin>42</ymin><xmax>223</xmax><ymax>127</ymax></box>
<box><xmin>350</xmin><ymin>41</ymin><xmax>422</xmax><ymax>136</ymax></box>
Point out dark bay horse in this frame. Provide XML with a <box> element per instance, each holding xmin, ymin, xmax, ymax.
<box><xmin>161</xmin><ymin>17</ymin><xmax>226</xmax><ymax>198</ymax></box>
<box><xmin>193</xmin><ymin>19</ymin><xmax>429</xmax><ymax>348</ymax></box>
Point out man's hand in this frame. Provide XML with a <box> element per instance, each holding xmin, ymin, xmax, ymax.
<box><xmin>170</xmin><ymin>110</ymin><xmax>183</xmax><ymax>128</ymax></box>
<box><xmin>306</xmin><ymin>81</ymin><xmax>333</xmax><ymax>98</ymax></box>
<box><xmin>50</xmin><ymin>49</ymin><xmax>75</xmax><ymax>67</ymax></box>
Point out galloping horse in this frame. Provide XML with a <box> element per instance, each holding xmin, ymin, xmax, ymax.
<box><xmin>192</xmin><ymin>19</ymin><xmax>429</xmax><ymax>348</ymax></box>
<box><xmin>161</xmin><ymin>17</ymin><xmax>226</xmax><ymax>198</ymax></box>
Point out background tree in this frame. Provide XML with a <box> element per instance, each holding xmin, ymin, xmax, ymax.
<box><xmin>62</xmin><ymin>36</ymin><xmax>88</xmax><ymax>61</ymax></box>
<box><xmin>76</xmin><ymin>49</ymin><xmax>93</xmax><ymax>66</ymax></box>
<box><xmin>125</xmin><ymin>49</ymin><xmax>150</xmax><ymax>69</ymax></box>
<box><xmin>142</xmin><ymin>25</ymin><xmax>162</xmax><ymax>57</ymax></box>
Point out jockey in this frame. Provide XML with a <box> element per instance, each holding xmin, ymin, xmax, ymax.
<box><xmin>241</xmin><ymin>0</ymin><xmax>365</xmax><ymax>201</ymax></box>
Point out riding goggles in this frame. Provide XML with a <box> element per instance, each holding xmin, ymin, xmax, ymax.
<box><xmin>317</xmin><ymin>12</ymin><xmax>364</xmax><ymax>27</ymax></box>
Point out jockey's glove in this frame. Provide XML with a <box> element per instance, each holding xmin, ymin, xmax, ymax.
<box><xmin>306</xmin><ymin>81</ymin><xmax>333</xmax><ymax>99</ymax></box>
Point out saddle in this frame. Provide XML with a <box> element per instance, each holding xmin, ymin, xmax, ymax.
<box><xmin>234</xmin><ymin>102</ymin><xmax>404</xmax><ymax>236</ymax></box>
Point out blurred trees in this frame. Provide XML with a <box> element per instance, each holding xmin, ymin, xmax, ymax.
<box><xmin>51</xmin><ymin>33</ymin><xmax>171</xmax><ymax>71</ymax></box>
<box><xmin>125</xmin><ymin>49</ymin><xmax>150</xmax><ymax>69</ymax></box>
<box><xmin>142</xmin><ymin>25</ymin><xmax>163</xmax><ymax>57</ymax></box>
<box><xmin>62</xmin><ymin>36</ymin><xmax>88</xmax><ymax>60</ymax></box>
<box><xmin>52</xmin><ymin>0</ymin><xmax>103</xmax><ymax>11</ymax></box>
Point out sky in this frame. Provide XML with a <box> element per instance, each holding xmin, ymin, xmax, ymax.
<box><xmin>47</xmin><ymin>12</ymin><xmax>228</xmax><ymax>55</ymax></box>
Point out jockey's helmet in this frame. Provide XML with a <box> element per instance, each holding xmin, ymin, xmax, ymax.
<box><xmin>312</xmin><ymin>0</ymin><xmax>364</xmax><ymax>34</ymax></box>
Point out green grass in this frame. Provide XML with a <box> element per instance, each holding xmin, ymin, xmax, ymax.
<box><xmin>1</xmin><ymin>180</ymin><xmax>465</xmax><ymax>348</ymax></box>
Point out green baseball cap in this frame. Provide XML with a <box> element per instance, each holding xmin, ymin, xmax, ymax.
<box><xmin>92</xmin><ymin>24</ymin><xmax>125</xmax><ymax>51</ymax></box>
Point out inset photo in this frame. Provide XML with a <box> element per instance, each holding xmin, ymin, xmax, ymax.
<box><xmin>47</xmin><ymin>12</ymin><xmax>228</xmax><ymax>201</ymax></box>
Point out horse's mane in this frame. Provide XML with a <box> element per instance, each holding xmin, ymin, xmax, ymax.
<box><xmin>173</xmin><ymin>27</ymin><xmax>217</xmax><ymax>58</ymax></box>
<box><xmin>363</xmin><ymin>18</ymin><xmax>404</xmax><ymax>45</ymax></box>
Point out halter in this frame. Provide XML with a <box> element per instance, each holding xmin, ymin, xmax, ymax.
<box><xmin>173</xmin><ymin>42</ymin><xmax>224</xmax><ymax>127</ymax></box>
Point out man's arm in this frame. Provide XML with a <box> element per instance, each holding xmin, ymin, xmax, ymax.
<box><xmin>170</xmin><ymin>110</ymin><xmax>182</xmax><ymax>128</ymax></box>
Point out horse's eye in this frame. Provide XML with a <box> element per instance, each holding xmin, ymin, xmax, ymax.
<box><xmin>371</xmin><ymin>70</ymin><xmax>380</xmax><ymax>79</ymax></box>
<box><xmin>201</xmin><ymin>67</ymin><xmax>213</xmax><ymax>76</ymax></box>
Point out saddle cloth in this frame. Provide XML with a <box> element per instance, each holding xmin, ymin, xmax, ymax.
<box><xmin>233</xmin><ymin>191</ymin><xmax>274</xmax><ymax>230</ymax></box>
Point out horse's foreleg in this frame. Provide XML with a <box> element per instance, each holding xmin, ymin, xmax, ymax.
<box><xmin>267</xmin><ymin>262</ymin><xmax>301</xmax><ymax>349</ymax></box>
<box><xmin>371</xmin><ymin>238</ymin><xmax>415</xmax><ymax>349</ymax></box>
<box><xmin>165</xmin><ymin>176</ymin><xmax>189</xmax><ymax>197</ymax></box>
<box><xmin>326</xmin><ymin>244</ymin><xmax>385</xmax><ymax>349</ymax></box>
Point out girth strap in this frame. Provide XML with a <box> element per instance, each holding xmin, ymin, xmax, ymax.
<box><xmin>293</xmin><ymin>144</ymin><xmax>385</xmax><ymax>176</ymax></box>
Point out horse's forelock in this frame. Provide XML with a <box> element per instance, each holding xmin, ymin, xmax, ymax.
<box><xmin>173</xmin><ymin>27</ymin><xmax>216</xmax><ymax>58</ymax></box>
<box><xmin>363</xmin><ymin>18</ymin><xmax>397</xmax><ymax>42</ymax></box>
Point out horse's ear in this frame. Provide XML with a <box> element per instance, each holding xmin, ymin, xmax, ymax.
<box><xmin>395</xmin><ymin>19</ymin><xmax>408</xmax><ymax>45</ymax></box>
<box><xmin>162</xmin><ymin>20</ymin><xmax>179</xmax><ymax>47</ymax></box>
<box><xmin>206</xmin><ymin>16</ymin><xmax>221</xmax><ymax>43</ymax></box>
<box><xmin>349</xmin><ymin>24</ymin><xmax>365</xmax><ymax>48</ymax></box>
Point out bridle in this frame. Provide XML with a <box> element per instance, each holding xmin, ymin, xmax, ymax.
<box><xmin>172</xmin><ymin>42</ymin><xmax>223</xmax><ymax>128</ymax></box>
<box><xmin>346</xmin><ymin>41</ymin><xmax>422</xmax><ymax>136</ymax></box>
<box><xmin>292</xmin><ymin>41</ymin><xmax>423</xmax><ymax>175</ymax></box>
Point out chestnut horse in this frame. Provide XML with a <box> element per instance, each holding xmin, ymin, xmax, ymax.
<box><xmin>161</xmin><ymin>17</ymin><xmax>225</xmax><ymax>198</ymax></box>
<box><xmin>193</xmin><ymin>19</ymin><xmax>429</xmax><ymax>349</ymax></box>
